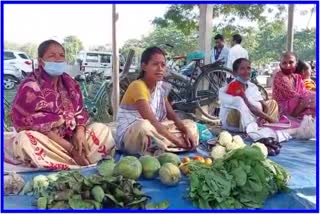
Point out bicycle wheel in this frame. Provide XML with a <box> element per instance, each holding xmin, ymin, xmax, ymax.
<box><xmin>95</xmin><ymin>85</ymin><xmax>113</xmax><ymax>123</ymax></box>
<box><xmin>192</xmin><ymin>66</ymin><xmax>234</xmax><ymax>121</ymax></box>
<box><xmin>107</xmin><ymin>78</ymin><xmax>130</xmax><ymax>115</ymax></box>
<box><xmin>257</xmin><ymin>84</ymin><xmax>269</xmax><ymax>101</ymax></box>
<box><xmin>163</xmin><ymin>75</ymin><xmax>190</xmax><ymax>105</ymax></box>
<box><xmin>4</xmin><ymin>98</ymin><xmax>13</xmax><ymax>131</ymax></box>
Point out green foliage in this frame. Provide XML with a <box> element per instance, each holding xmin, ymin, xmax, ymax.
<box><xmin>152</xmin><ymin>4</ymin><xmax>284</xmax><ymax>36</ymax></box>
<box><xmin>4</xmin><ymin>41</ymin><xmax>37</xmax><ymax>58</ymax></box>
<box><xmin>187</xmin><ymin>146</ymin><xmax>290</xmax><ymax>209</ymax></box>
<box><xmin>62</xmin><ymin>35</ymin><xmax>84</xmax><ymax>64</ymax></box>
<box><xmin>143</xmin><ymin>25</ymin><xmax>198</xmax><ymax>56</ymax></box>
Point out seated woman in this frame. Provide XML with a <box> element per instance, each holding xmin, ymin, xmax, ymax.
<box><xmin>295</xmin><ymin>60</ymin><xmax>316</xmax><ymax>91</ymax></box>
<box><xmin>273</xmin><ymin>52</ymin><xmax>315</xmax><ymax>119</ymax></box>
<box><xmin>219</xmin><ymin>58</ymin><xmax>279</xmax><ymax>132</ymax></box>
<box><xmin>10</xmin><ymin>40</ymin><xmax>115</xmax><ymax>170</ymax></box>
<box><xmin>115</xmin><ymin>47</ymin><xmax>199</xmax><ymax>155</ymax></box>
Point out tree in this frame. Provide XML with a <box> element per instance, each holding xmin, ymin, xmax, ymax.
<box><xmin>20</xmin><ymin>42</ymin><xmax>38</xmax><ymax>58</ymax></box>
<box><xmin>120</xmin><ymin>39</ymin><xmax>145</xmax><ymax>65</ymax></box>
<box><xmin>143</xmin><ymin>25</ymin><xmax>198</xmax><ymax>57</ymax></box>
<box><xmin>62</xmin><ymin>36</ymin><xmax>83</xmax><ymax>64</ymax></box>
<box><xmin>152</xmin><ymin>4</ymin><xmax>286</xmax><ymax>35</ymax></box>
<box><xmin>5</xmin><ymin>41</ymin><xmax>38</xmax><ymax>58</ymax></box>
<box><xmin>293</xmin><ymin>28</ymin><xmax>316</xmax><ymax>61</ymax></box>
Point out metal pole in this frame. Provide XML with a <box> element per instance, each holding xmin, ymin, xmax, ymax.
<box><xmin>112</xmin><ymin>4</ymin><xmax>119</xmax><ymax>121</ymax></box>
<box><xmin>287</xmin><ymin>4</ymin><xmax>295</xmax><ymax>51</ymax></box>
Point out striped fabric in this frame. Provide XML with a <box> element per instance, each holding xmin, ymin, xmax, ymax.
<box><xmin>115</xmin><ymin>81</ymin><xmax>171</xmax><ymax>149</ymax></box>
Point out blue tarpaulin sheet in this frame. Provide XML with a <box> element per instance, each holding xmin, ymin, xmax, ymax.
<box><xmin>4</xmin><ymin>139</ymin><xmax>317</xmax><ymax>210</ymax></box>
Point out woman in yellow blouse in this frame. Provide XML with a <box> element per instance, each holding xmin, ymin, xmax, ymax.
<box><xmin>296</xmin><ymin>60</ymin><xmax>316</xmax><ymax>91</ymax></box>
<box><xmin>115</xmin><ymin>47</ymin><xmax>199</xmax><ymax>155</ymax></box>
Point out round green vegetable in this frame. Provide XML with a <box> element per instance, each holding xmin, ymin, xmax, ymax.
<box><xmin>91</xmin><ymin>185</ymin><xmax>105</xmax><ymax>203</ymax></box>
<box><xmin>157</xmin><ymin>152</ymin><xmax>181</xmax><ymax>166</ymax></box>
<box><xmin>97</xmin><ymin>159</ymin><xmax>116</xmax><ymax>177</ymax></box>
<box><xmin>159</xmin><ymin>163</ymin><xmax>181</xmax><ymax>186</ymax></box>
<box><xmin>113</xmin><ymin>156</ymin><xmax>142</xmax><ymax>180</ymax></box>
<box><xmin>139</xmin><ymin>155</ymin><xmax>161</xmax><ymax>179</ymax></box>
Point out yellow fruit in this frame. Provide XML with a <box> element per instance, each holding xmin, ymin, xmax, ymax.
<box><xmin>182</xmin><ymin>156</ymin><xmax>190</xmax><ymax>163</ymax></box>
<box><xmin>179</xmin><ymin>163</ymin><xmax>190</xmax><ymax>175</ymax></box>
<box><xmin>204</xmin><ymin>158</ymin><xmax>213</xmax><ymax>166</ymax></box>
<box><xmin>193</xmin><ymin>156</ymin><xmax>205</xmax><ymax>163</ymax></box>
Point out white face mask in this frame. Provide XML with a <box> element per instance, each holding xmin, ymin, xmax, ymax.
<box><xmin>43</xmin><ymin>61</ymin><xmax>66</xmax><ymax>76</ymax></box>
<box><xmin>235</xmin><ymin>76</ymin><xmax>249</xmax><ymax>85</ymax></box>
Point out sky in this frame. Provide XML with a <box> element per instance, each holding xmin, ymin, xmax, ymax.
<box><xmin>3</xmin><ymin>3</ymin><xmax>317</xmax><ymax>49</ymax></box>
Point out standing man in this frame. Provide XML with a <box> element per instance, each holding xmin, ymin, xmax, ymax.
<box><xmin>211</xmin><ymin>34</ymin><xmax>229</xmax><ymax>67</ymax></box>
<box><xmin>227</xmin><ymin>34</ymin><xmax>249</xmax><ymax>70</ymax></box>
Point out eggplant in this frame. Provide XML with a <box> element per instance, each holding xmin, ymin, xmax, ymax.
<box><xmin>275</xmin><ymin>147</ymin><xmax>281</xmax><ymax>155</ymax></box>
<box><xmin>267</xmin><ymin>148</ymin><xmax>276</xmax><ymax>156</ymax></box>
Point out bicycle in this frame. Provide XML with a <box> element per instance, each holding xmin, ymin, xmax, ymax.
<box><xmin>74</xmin><ymin>71</ymin><xmax>113</xmax><ymax>123</ymax></box>
<box><xmin>250</xmin><ymin>68</ymin><xmax>269</xmax><ymax>101</ymax></box>
<box><xmin>164</xmin><ymin>56</ymin><xmax>234</xmax><ymax>122</ymax></box>
<box><xmin>4</xmin><ymin>97</ymin><xmax>13</xmax><ymax>131</ymax></box>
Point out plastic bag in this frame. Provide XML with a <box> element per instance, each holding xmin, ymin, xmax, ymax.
<box><xmin>196</xmin><ymin>123</ymin><xmax>215</xmax><ymax>144</ymax></box>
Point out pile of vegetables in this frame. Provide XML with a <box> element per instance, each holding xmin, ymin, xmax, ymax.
<box><xmin>21</xmin><ymin>157</ymin><xmax>171</xmax><ymax>210</ymax></box>
<box><xmin>185</xmin><ymin>133</ymin><xmax>290</xmax><ymax>209</ymax></box>
<box><xmin>256</xmin><ymin>137</ymin><xmax>282</xmax><ymax>156</ymax></box>
<box><xmin>20</xmin><ymin>153</ymin><xmax>187</xmax><ymax>209</ymax></box>
<box><xmin>211</xmin><ymin>131</ymin><xmax>246</xmax><ymax>160</ymax></box>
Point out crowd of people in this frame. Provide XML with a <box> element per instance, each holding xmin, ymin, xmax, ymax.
<box><xmin>6</xmin><ymin>37</ymin><xmax>316</xmax><ymax>169</ymax></box>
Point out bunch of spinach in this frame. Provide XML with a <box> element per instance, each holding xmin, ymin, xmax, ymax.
<box><xmin>25</xmin><ymin>170</ymin><xmax>166</xmax><ymax>209</ymax></box>
<box><xmin>187</xmin><ymin>146</ymin><xmax>290</xmax><ymax>209</ymax></box>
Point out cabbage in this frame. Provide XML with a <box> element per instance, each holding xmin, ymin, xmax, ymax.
<box><xmin>211</xmin><ymin>145</ymin><xmax>227</xmax><ymax>160</ymax></box>
<box><xmin>218</xmin><ymin>131</ymin><xmax>233</xmax><ymax>147</ymax></box>
<box><xmin>251</xmin><ymin>142</ymin><xmax>268</xmax><ymax>159</ymax></box>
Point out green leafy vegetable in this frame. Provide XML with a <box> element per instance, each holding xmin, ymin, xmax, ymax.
<box><xmin>186</xmin><ymin>145</ymin><xmax>290</xmax><ymax>209</ymax></box>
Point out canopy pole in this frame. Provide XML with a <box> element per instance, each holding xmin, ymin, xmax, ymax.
<box><xmin>112</xmin><ymin>4</ymin><xmax>119</xmax><ymax>121</ymax></box>
<box><xmin>287</xmin><ymin>4</ymin><xmax>295</xmax><ymax>51</ymax></box>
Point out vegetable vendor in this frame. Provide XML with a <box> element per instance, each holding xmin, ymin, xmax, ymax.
<box><xmin>219</xmin><ymin>58</ymin><xmax>279</xmax><ymax>132</ymax></box>
<box><xmin>273</xmin><ymin>52</ymin><xmax>316</xmax><ymax>119</ymax></box>
<box><xmin>10</xmin><ymin>40</ymin><xmax>115</xmax><ymax>169</ymax></box>
<box><xmin>115</xmin><ymin>46</ymin><xmax>199</xmax><ymax>155</ymax></box>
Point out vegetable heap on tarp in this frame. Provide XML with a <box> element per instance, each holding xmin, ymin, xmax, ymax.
<box><xmin>187</xmin><ymin>140</ymin><xmax>290</xmax><ymax>209</ymax></box>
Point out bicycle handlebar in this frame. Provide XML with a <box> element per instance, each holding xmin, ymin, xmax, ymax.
<box><xmin>172</xmin><ymin>55</ymin><xmax>186</xmax><ymax>60</ymax></box>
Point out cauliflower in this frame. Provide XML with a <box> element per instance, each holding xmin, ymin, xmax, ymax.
<box><xmin>225</xmin><ymin>135</ymin><xmax>246</xmax><ymax>151</ymax></box>
<box><xmin>217</xmin><ymin>131</ymin><xmax>233</xmax><ymax>147</ymax></box>
<box><xmin>232</xmin><ymin>135</ymin><xmax>245</xmax><ymax>146</ymax></box>
<box><xmin>47</xmin><ymin>173</ymin><xmax>59</xmax><ymax>183</ymax></box>
<box><xmin>33</xmin><ymin>175</ymin><xmax>49</xmax><ymax>194</ymax></box>
<box><xmin>211</xmin><ymin>145</ymin><xmax>227</xmax><ymax>160</ymax></box>
<box><xmin>251</xmin><ymin>142</ymin><xmax>268</xmax><ymax>159</ymax></box>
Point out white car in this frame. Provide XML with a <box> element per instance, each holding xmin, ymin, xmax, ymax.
<box><xmin>4</xmin><ymin>50</ymin><xmax>33</xmax><ymax>74</ymax></box>
<box><xmin>4</xmin><ymin>64</ymin><xmax>24</xmax><ymax>90</ymax></box>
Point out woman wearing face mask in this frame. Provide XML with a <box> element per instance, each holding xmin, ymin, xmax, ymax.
<box><xmin>10</xmin><ymin>40</ymin><xmax>115</xmax><ymax>169</ymax></box>
<box><xmin>218</xmin><ymin>58</ymin><xmax>279</xmax><ymax>132</ymax></box>
<box><xmin>272</xmin><ymin>52</ymin><xmax>315</xmax><ymax>119</ymax></box>
<box><xmin>115</xmin><ymin>47</ymin><xmax>199</xmax><ymax>155</ymax></box>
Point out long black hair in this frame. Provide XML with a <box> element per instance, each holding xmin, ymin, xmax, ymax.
<box><xmin>137</xmin><ymin>46</ymin><xmax>166</xmax><ymax>79</ymax></box>
<box><xmin>295</xmin><ymin>60</ymin><xmax>309</xmax><ymax>74</ymax></box>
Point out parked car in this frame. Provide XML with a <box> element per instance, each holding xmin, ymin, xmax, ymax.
<box><xmin>4</xmin><ymin>50</ymin><xmax>33</xmax><ymax>74</ymax></box>
<box><xmin>75</xmin><ymin>51</ymin><xmax>125</xmax><ymax>79</ymax></box>
<box><xmin>4</xmin><ymin>64</ymin><xmax>24</xmax><ymax>90</ymax></box>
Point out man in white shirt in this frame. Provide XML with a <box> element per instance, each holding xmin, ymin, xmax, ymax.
<box><xmin>226</xmin><ymin>34</ymin><xmax>249</xmax><ymax>69</ymax></box>
<box><xmin>211</xmin><ymin>34</ymin><xmax>229</xmax><ymax>67</ymax></box>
